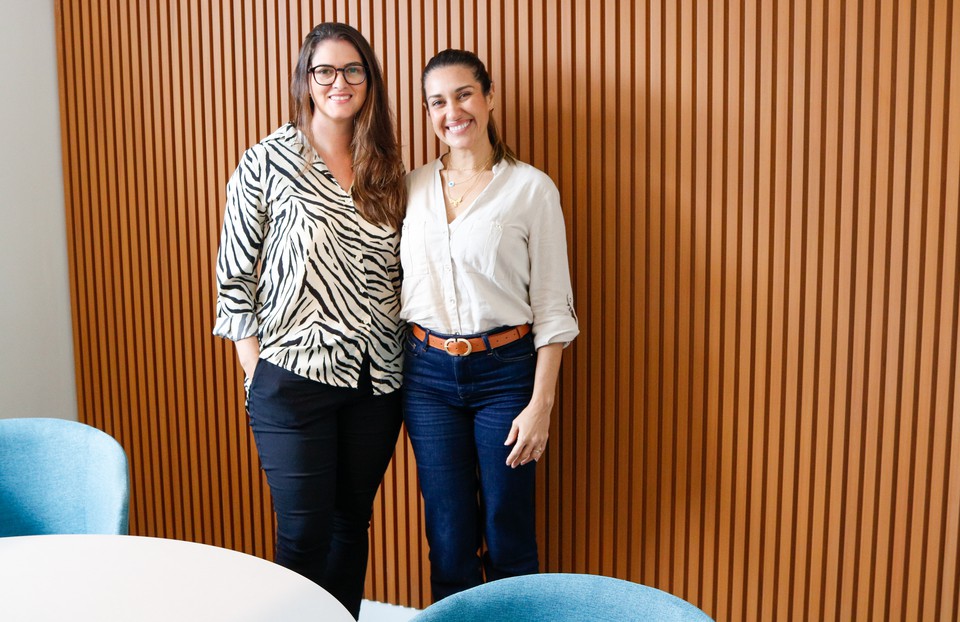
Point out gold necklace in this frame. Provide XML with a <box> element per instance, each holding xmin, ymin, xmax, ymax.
<box><xmin>442</xmin><ymin>153</ymin><xmax>493</xmax><ymax>208</ymax></box>
<box><xmin>443</xmin><ymin>167</ymin><xmax>486</xmax><ymax>188</ymax></box>
<box><xmin>442</xmin><ymin>153</ymin><xmax>493</xmax><ymax>187</ymax></box>
<box><xmin>445</xmin><ymin>170</ymin><xmax>486</xmax><ymax>208</ymax></box>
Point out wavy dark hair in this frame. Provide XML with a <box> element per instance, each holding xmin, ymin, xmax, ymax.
<box><xmin>290</xmin><ymin>23</ymin><xmax>406</xmax><ymax>229</ymax></box>
<box><xmin>421</xmin><ymin>49</ymin><xmax>517</xmax><ymax>166</ymax></box>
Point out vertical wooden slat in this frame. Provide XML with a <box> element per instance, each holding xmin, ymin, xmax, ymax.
<box><xmin>935</xmin><ymin>6</ymin><xmax>960</xmax><ymax>621</ymax></box>
<box><xmin>688</xmin><ymin>0</ymin><xmax>708</xmax><ymax>607</ymax></box>
<box><xmin>741</xmin><ymin>0</ymin><xmax>762</xmax><ymax>616</ymax></box>
<box><xmin>818</xmin><ymin>1</ymin><xmax>841</xmax><ymax>619</ymax></box>
<box><xmin>54</xmin><ymin>1</ymin><xmax>960</xmax><ymax>618</ymax></box>
<box><xmin>700</xmin><ymin>0</ymin><xmax>717</xmax><ymax>609</ymax></box>
<box><xmin>905</xmin><ymin>2</ymin><xmax>940</xmax><ymax>620</ymax></box>
<box><xmin>644</xmin><ymin>0</ymin><xmax>662</xmax><ymax>590</ymax></box>
<box><xmin>854</xmin><ymin>66</ymin><xmax>880</xmax><ymax>616</ymax></box>
<box><xmin>917</xmin><ymin>2</ymin><xmax>952</xmax><ymax>621</ymax></box>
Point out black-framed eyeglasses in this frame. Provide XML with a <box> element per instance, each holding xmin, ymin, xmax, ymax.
<box><xmin>308</xmin><ymin>63</ymin><xmax>367</xmax><ymax>86</ymax></box>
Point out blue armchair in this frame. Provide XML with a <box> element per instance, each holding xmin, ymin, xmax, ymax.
<box><xmin>411</xmin><ymin>573</ymin><xmax>713</xmax><ymax>622</ymax></box>
<box><xmin>0</xmin><ymin>418</ymin><xmax>129</xmax><ymax>536</ymax></box>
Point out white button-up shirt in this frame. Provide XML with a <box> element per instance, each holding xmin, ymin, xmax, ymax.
<box><xmin>399</xmin><ymin>158</ymin><xmax>579</xmax><ymax>349</ymax></box>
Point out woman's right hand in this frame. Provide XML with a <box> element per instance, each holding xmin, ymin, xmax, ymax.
<box><xmin>234</xmin><ymin>336</ymin><xmax>261</xmax><ymax>380</ymax></box>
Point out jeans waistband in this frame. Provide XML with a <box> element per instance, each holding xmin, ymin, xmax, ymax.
<box><xmin>410</xmin><ymin>324</ymin><xmax>531</xmax><ymax>356</ymax></box>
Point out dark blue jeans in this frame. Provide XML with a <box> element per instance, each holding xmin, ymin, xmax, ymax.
<box><xmin>402</xmin><ymin>327</ymin><xmax>539</xmax><ymax>602</ymax></box>
<box><xmin>246</xmin><ymin>359</ymin><xmax>402</xmax><ymax>619</ymax></box>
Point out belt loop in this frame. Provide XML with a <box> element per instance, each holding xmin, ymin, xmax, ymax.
<box><xmin>412</xmin><ymin>323</ymin><xmax>428</xmax><ymax>355</ymax></box>
<box><xmin>421</xmin><ymin>325</ymin><xmax>431</xmax><ymax>355</ymax></box>
<box><xmin>480</xmin><ymin>331</ymin><xmax>493</xmax><ymax>352</ymax></box>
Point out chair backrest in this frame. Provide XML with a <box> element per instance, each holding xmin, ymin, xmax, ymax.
<box><xmin>411</xmin><ymin>573</ymin><xmax>713</xmax><ymax>622</ymax></box>
<box><xmin>0</xmin><ymin>418</ymin><xmax>129</xmax><ymax>536</ymax></box>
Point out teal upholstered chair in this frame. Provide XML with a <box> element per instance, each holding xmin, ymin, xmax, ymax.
<box><xmin>411</xmin><ymin>573</ymin><xmax>713</xmax><ymax>622</ymax></box>
<box><xmin>0</xmin><ymin>418</ymin><xmax>129</xmax><ymax>536</ymax></box>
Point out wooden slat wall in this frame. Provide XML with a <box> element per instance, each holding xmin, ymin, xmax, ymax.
<box><xmin>54</xmin><ymin>1</ymin><xmax>960</xmax><ymax>619</ymax></box>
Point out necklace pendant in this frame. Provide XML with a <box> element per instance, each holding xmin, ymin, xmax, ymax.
<box><xmin>450</xmin><ymin>197</ymin><xmax>462</xmax><ymax>207</ymax></box>
<box><xmin>448</xmin><ymin>180</ymin><xmax>455</xmax><ymax>187</ymax></box>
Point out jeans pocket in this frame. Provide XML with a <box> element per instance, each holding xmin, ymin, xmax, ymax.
<box><xmin>246</xmin><ymin>358</ymin><xmax>265</xmax><ymax>391</ymax></box>
<box><xmin>404</xmin><ymin>334</ymin><xmax>423</xmax><ymax>358</ymax></box>
<box><xmin>244</xmin><ymin>358</ymin><xmax>264</xmax><ymax>414</ymax></box>
<box><xmin>491</xmin><ymin>335</ymin><xmax>535</xmax><ymax>363</ymax></box>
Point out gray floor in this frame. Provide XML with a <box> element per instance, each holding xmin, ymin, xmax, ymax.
<box><xmin>358</xmin><ymin>600</ymin><xmax>420</xmax><ymax>621</ymax></box>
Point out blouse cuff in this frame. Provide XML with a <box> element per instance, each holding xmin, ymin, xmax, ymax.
<box><xmin>532</xmin><ymin>318</ymin><xmax>580</xmax><ymax>350</ymax></box>
<box><xmin>213</xmin><ymin>313</ymin><xmax>259</xmax><ymax>342</ymax></box>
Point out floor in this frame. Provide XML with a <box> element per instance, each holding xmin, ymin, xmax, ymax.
<box><xmin>358</xmin><ymin>599</ymin><xmax>421</xmax><ymax>621</ymax></box>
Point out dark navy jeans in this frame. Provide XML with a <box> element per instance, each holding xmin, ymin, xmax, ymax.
<box><xmin>402</xmin><ymin>326</ymin><xmax>539</xmax><ymax>602</ymax></box>
<box><xmin>246</xmin><ymin>359</ymin><xmax>402</xmax><ymax>619</ymax></box>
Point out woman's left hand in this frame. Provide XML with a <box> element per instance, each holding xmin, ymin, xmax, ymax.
<box><xmin>503</xmin><ymin>343</ymin><xmax>564</xmax><ymax>468</ymax></box>
<box><xmin>504</xmin><ymin>398</ymin><xmax>551</xmax><ymax>468</ymax></box>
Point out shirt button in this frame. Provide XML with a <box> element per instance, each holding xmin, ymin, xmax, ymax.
<box><xmin>444</xmin><ymin>265</ymin><xmax>451</xmax><ymax>272</ymax></box>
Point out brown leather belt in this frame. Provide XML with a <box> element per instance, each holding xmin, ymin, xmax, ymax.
<box><xmin>410</xmin><ymin>324</ymin><xmax>531</xmax><ymax>356</ymax></box>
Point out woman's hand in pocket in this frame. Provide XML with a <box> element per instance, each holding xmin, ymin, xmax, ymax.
<box><xmin>235</xmin><ymin>336</ymin><xmax>261</xmax><ymax>380</ymax></box>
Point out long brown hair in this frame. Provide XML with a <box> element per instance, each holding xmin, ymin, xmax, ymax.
<box><xmin>290</xmin><ymin>23</ymin><xmax>406</xmax><ymax>230</ymax></box>
<box><xmin>421</xmin><ymin>49</ymin><xmax>517</xmax><ymax>166</ymax></box>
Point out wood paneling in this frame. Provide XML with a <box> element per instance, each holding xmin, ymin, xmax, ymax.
<box><xmin>55</xmin><ymin>1</ymin><xmax>960</xmax><ymax>619</ymax></box>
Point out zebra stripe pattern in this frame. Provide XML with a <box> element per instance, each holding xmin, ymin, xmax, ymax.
<box><xmin>214</xmin><ymin>123</ymin><xmax>403</xmax><ymax>395</ymax></box>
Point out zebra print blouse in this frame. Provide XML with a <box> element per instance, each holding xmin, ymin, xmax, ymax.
<box><xmin>214</xmin><ymin>123</ymin><xmax>403</xmax><ymax>395</ymax></box>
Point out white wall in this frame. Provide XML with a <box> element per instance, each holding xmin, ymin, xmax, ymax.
<box><xmin>0</xmin><ymin>1</ymin><xmax>76</xmax><ymax>420</ymax></box>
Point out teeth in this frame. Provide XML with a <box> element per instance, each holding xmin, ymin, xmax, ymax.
<box><xmin>447</xmin><ymin>120</ymin><xmax>471</xmax><ymax>132</ymax></box>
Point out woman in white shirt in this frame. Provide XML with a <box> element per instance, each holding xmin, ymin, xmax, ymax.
<box><xmin>399</xmin><ymin>49</ymin><xmax>579</xmax><ymax>601</ymax></box>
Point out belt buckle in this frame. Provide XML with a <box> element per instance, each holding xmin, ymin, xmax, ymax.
<box><xmin>443</xmin><ymin>337</ymin><xmax>473</xmax><ymax>356</ymax></box>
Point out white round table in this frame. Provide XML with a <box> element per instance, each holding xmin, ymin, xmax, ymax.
<box><xmin>0</xmin><ymin>534</ymin><xmax>355</xmax><ymax>621</ymax></box>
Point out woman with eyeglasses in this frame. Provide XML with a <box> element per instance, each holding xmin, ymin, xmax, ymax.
<box><xmin>213</xmin><ymin>23</ymin><xmax>405</xmax><ymax>619</ymax></box>
<box><xmin>399</xmin><ymin>49</ymin><xmax>579</xmax><ymax>601</ymax></box>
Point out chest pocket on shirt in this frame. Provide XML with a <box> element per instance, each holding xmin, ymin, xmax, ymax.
<box><xmin>457</xmin><ymin>220</ymin><xmax>504</xmax><ymax>277</ymax></box>
<box><xmin>400</xmin><ymin>220</ymin><xmax>430</xmax><ymax>278</ymax></box>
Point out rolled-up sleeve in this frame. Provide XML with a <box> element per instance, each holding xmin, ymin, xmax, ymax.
<box><xmin>528</xmin><ymin>183</ymin><xmax>579</xmax><ymax>349</ymax></box>
<box><xmin>213</xmin><ymin>145</ymin><xmax>267</xmax><ymax>341</ymax></box>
